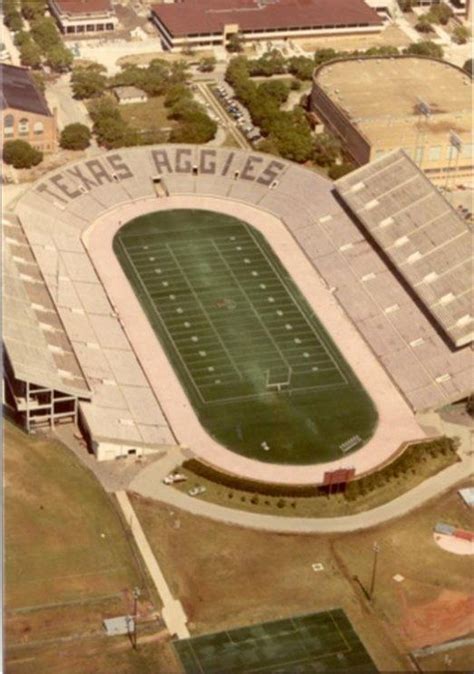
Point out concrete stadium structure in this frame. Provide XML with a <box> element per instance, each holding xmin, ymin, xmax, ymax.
<box><xmin>311</xmin><ymin>56</ymin><xmax>473</xmax><ymax>186</ymax></box>
<box><xmin>3</xmin><ymin>145</ymin><xmax>472</xmax><ymax>479</ymax></box>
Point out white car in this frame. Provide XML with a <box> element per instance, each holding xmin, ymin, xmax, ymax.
<box><xmin>188</xmin><ymin>485</ymin><xmax>207</xmax><ymax>497</ymax></box>
<box><xmin>163</xmin><ymin>472</ymin><xmax>187</xmax><ymax>485</ymax></box>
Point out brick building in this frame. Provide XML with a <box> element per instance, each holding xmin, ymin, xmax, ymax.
<box><xmin>1</xmin><ymin>64</ymin><xmax>58</xmax><ymax>152</ymax></box>
<box><xmin>150</xmin><ymin>0</ymin><xmax>383</xmax><ymax>52</ymax></box>
<box><xmin>48</xmin><ymin>0</ymin><xmax>118</xmax><ymax>35</ymax></box>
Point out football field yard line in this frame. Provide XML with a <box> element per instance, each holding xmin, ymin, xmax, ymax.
<box><xmin>246</xmin><ymin>228</ymin><xmax>348</xmax><ymax>386</ymax></box>
<box><xmin>211</xmin><ymin>239</ymin><xmax>291</xmax><ymax>374</ymax></box>
<box><xmin>166</xmin><ymin>243</ymin><xmax>244</xmax><ymax>383</ymax></box>
<box><xmin>117</xmin><ymin>239</ymin><xmax>207</xmax><ymax>404</ymax></box>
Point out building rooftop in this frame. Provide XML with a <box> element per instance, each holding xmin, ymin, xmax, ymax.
<box><xmin>113</xmin><ymin>86</ymin><xmax>147</xmax><ymax>100</ymax></box>
<box><xmin>0</xmin><ymin>64</ymin><xmax>52</xmax><ymax>117</ymax></box>
<box><xmin>315</xmin><ymin>56</ymin><xmax>473</xmax><ymax>145</ymax></box>
<box><xmin>335</xmin><ymin>149</ymin><xmax>473</xmax><ymax>349</ymax></box>
<box><xmin>52</xmin><ymin>0</ymin><xmax>112</xmax><ymax>14</ymax></box>
<box><xmin>151</xmin><ymin>0</ymin><xmax>381</xmax><ymax>37</ymax></box>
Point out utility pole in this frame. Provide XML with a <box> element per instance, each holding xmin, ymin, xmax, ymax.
<box><xmin>132</xmin><ymin>587</ymin><xmax>141</xmax><ymax>649</ymax></box>
<box><xmin>369</xmin><ymin>542</ymin><xmax>380</xmax><ymax>601</ymax></box>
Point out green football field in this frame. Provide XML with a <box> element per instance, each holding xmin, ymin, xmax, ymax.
<box><xmin>114</xmin><ymin>209</ymin><xmax>377</xmax><ymax>464</ymax></box>
<box><xmin>173</xmin><ymin>609</ymin><xmax>378</xmax><ymax>673</ymax></box>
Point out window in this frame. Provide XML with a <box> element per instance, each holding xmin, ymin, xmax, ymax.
<box><xmin>86</xmin><ymin>24</ymin><xmax>94</xmax><ymax>31</ymax></box>
<box><xmin>428</xmin><ymin>146</ymin><xmax>441</xmax><ymax>161</ymax></box>
<box><xmin>33</xmin><ymin>121</ymin><xmax>44</xmax><ymax>135</ymax></box>
<box><xmin>18</xmin><ymin>118</ymin><xmax>29</xmax><ymax>135</ymax></box>
<box><xmin>4</xmin><ymin>114</ymin><xmax>14</xmax><ymax>136</ymax></box>
<box><xmin>414</xmin><ymin>146</ymin><xmax>424</xmax><ymax>163</ymax></box>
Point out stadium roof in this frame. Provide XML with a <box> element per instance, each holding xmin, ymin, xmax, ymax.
<box><xmin>3</xmin><ymin>215</ymin><xmax>90</xmax><ymax>397</ymax></box>
<box><xmin>0</xmin><ymin>64</ymin><xmax>52</xmax><ymax>117</ymax></box>
<box><xmin>335</xmin><ymin>149</ymin><xmax>473</xmax><ymax>349</ymax></box>
<box><xmin>151</xmin><ymin>0</ymin><xmax>381</xmax><ymax>37</ymax></box>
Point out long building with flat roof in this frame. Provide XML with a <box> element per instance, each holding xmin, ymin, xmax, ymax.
<box><xmin>151</xmin><ymin>0</ymin><xmax>383</xmax><ymax>51</ymax></box>
<box><xmin>311</xmin><ymin>56</ymin><xmax>473</xmax><ymax>186</ymax></box>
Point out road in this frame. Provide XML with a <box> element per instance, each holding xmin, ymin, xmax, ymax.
<box><xmin>196</xmin><ymin>82</ymin><xmax>250</xmax><ymax>150</ymax></box>
<box><xmin>2</xmin><ymin>24</ymin><xmax>20</xmax><ymax>66</ymax></box>
<box><xmin>45</xmin><ymin>74</ymin><xmax>92</xmax><ymax>131</ymax></box>
<box><xmin>129</xmin><ymin>414</ymin><xmax>473</xmax><ymax>534</ymax></box>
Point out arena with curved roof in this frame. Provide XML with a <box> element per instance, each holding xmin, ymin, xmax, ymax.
<box><xmin>3</xmin><ymin>145</ymin><xmax>472</xmax><ymax>484</ymax></box>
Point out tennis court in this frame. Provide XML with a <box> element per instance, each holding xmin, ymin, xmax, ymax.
<box><xmin>173</xmin><ymin>609</ymin><xmax>378</xmax><ymax>673</ymax></box>
<box><xmin>114</xmin><ymin>210</ymin><xmax>377</xmax><ymax>464</ymax></box>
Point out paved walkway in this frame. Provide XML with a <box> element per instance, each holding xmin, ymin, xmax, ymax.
<box><xmin>129</xmin><ymin>415</ymin><xmax>473</xmax><ymax>534</ymax></box>
<box><xmin>115</xmin><ymin>491</ymin><xmax>190</xmax><ymax>638</ymax></box>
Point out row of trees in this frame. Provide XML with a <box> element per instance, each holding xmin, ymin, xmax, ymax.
<box><xmin>4</xmin><ymin>0</ymin><xmax>74</xmax><ymax>72</ymax></box>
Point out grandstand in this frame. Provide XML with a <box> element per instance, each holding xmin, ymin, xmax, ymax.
<box><xmin>4</xmin><ymin>145</ymin><xmax>472</xmax><ymax>472</ymax></box>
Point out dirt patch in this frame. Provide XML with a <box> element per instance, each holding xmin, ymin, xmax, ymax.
<box><xmin>399</xmin><ymin>589</ymin><xmax>474</xmax><ymax>649</ymax></box>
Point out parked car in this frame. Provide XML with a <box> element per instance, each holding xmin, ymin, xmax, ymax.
<box><xmin>188</xmin><ymin>485</ymin><xmax>207</xmax><ymax>497</ymax></box>
<box><xmin>163</xmin><ymin>472</ymin><xmax>187</xmax><ymax>485</ymax></box>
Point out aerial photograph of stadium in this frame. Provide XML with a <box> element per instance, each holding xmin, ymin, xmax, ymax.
<box><xmin>1</xmin><ymin>0</ymin><xmax>473</xmax><ymax>672</ymax></box>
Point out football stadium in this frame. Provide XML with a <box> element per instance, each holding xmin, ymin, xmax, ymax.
<box><xmin>4</xmin><ymin>145</ymin><xmax>472</xmax><ymax>484</ymax></box>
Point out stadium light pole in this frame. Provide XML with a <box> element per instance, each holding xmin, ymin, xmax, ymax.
<box><xmin>369</xmin><ymin>542</ymin><xmax>380</xmax><ymax>602</ymax></box>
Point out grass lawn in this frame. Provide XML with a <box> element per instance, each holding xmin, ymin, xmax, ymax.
<box><xmin>173</xmin><ymin>445</ymin><xmax>459</xmax><ymax>517</ymax></box>
<box><xmin>120</xmin><ymin>97</ymin><xmax>176</xmax><ymax>138</ymax></box>
<box><xmin>114</xmin><ymin>209</ymin><xmax>377</xmax><ymax>464</ymax></box>
<box><xmin>4</xmin><ymin>421</ymin><xmax>174</xmax><ymax>673</ymax></box>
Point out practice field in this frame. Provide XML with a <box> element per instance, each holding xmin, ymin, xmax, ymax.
<box><xmin>114</xmin><ymin>209</ymin><xmax>377</xmax><ymax>464</ymax></box>
<box><xmin>174</xmin><ymin>609</ymin><xmax>378</xmax><ymax>673</ymax></box>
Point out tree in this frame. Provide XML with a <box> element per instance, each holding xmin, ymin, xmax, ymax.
<box><xmin>404</xmin><ymin>41</ymin><xmax>443</xmax><ymax>59</ymax></box>
<box><xmin>453</xmin><ymin>25</ymin><xmax>471</xmax><ymax>45</ymax></box>
<box><xmin>466</xmin><ymin>394</ymin><xmax>474</xmax><ymax>417</ymax></box>
<box><xmin>71</xmin><ymin>64</ymin><xmax>107</xmax><ymax>99</ymax></box>
<box><xmin>328</xmin><ymin>162</ymin><xmax>353</xmax><ymax>179</ymax></box>
<box><xmin>164</xmin><ymin>83</ymin><xmax>192</xmax><ymax>108</ymax></box>
<box><xmin>31</xmin><ymin>71</ymin><xmax>46</xmax><ymax>93</ymax></box>
<box><xmin>415</xmin><ymin>15</ymin><xmax>433</xmax><ymax>33</ymax></box>
<box><xmin>14</xmin><ymin>30</ymin><xmax>30</xmax><ymax>47</ymax></box>
<box><xmin>314</xmin><ymin>48</ymin><xmax>338</xmax><ymax>67</ymax></box>
<box><xmin>287</xmin><ymin>55</ymin><xmax>314</xmax><ymax>80</ymax></box>
<box><xmin>4</xmin><ymin>8</ymin><xmax>23</xmax><ymax>32</ymax></box>
<box><xmin>19</xmin><ymin>40</ymin><xmax>42</xmax><ymax>68</ymax></box>
<box><xmin>463</xmin><ymin>58</ymin><xmax>473</xmax><ymax>76</ymax></box>
<box><xmin>21</xmin><ymin>0</ymin><xmax>47</xmax><ymax>20</ymax></box>
<box><xmin>313</xmin><ymin>133</ymin><xmax>341</xmax><ymax>167</ymax></box>
<box><xmin>427</xmin><ymin>2</ymin><xmax>453</xmax><ymax>25</ymax></box>
<box><xmin>3</xmin><ymin>139</ymin><xmax>43</xmax><ymax>168</ymax></box>
<box><xmin>227</xmin><ymin>32</ymin><xmax>244</xmax><ymax>53</ymax></box>
<box><xmin>198</xmin><ymin>56</ymin><xmax>216</xmax><ymax>72</ymax></box>
<box><xmin>258</xmin><ymin>80</ymin><xmax>290</xmax><ymax>104</ymax></box>
<box><xmin>45</xmin><ymin>44</ymin><xmax>73</xmax><ymax>72</ymax></box>
<box><xmin>398</xmin><ymin>0</ymin><xmax>412</xmax><ymax>11</ymax></box>
<box><xmin>30</xmin><ymin>17</ymin><xmax>61</xmax><ymax>52</ymax></box>
<box><xmin>60</xmin><ymin>123</ymin><xmax>91</xmax><ymax>150</ymax></box>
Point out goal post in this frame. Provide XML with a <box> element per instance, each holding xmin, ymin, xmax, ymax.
<box><xmin>266</xmin><ymin>366</ymin><xmax>292</xmax><ymax>393</ymax></box>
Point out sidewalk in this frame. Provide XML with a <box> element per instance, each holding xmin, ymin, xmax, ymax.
<box><xmin>115</xmin><ymin>491</ymin><xmax>190</xmax><ymax>639</ymax></box>
<box><xmin>129</xmin><ymin>416</ymin><xmax>473</xmax><ymax>534</ymax></box>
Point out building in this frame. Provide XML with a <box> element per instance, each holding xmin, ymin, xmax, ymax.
<box><xmin>150</xmin><ymin>0</ymin><xmax>383</xmax><ymax>52</ymax></box>
<box><xmin>113</xmin><ymin>86</ymin><xmax>148</xmax><ymax>105</ymax></box>
<box><xmin>1</xmin><ymin>64</ymin><xmax>58</xmax><ymax>152</ymax></box>
<box><xmin>310</xmin><ymin>56</ymin><xmax>473</xmax><ymax>185</ymax></box>
<box><xmin>48</xmin><ymin>0</ymin><xmax>118</xmax><ymax>35</ymax></box>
